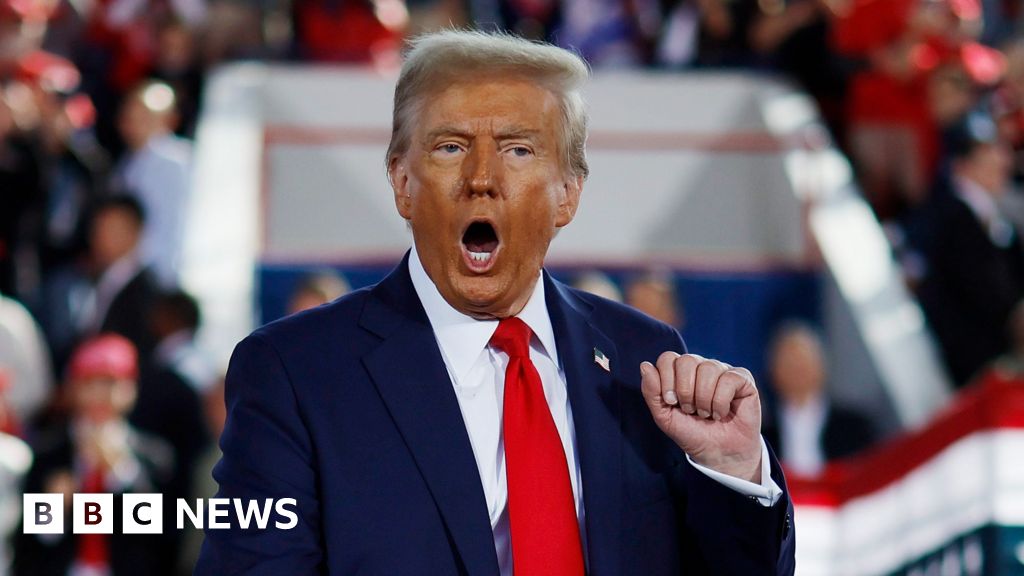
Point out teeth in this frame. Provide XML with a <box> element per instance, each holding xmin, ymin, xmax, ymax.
<box><xmin>468</xmin><ymin>251</ymin><xmax>492</xmax><ymax>263</ymax></box>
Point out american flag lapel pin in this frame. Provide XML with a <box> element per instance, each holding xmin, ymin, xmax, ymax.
<box><xmin>593</xmin><ymin>348</ymin><xmax>610</xmax><ymax>372</ymax></box>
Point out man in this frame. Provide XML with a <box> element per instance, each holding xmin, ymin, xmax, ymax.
<box><xmin>917</xmin><ymin>113</ymin><xmax>1024</xmax><ymax>386</ymax></box>
<box><xmin>34</xmin><ymin>195</ymin><xmax>158</xmax><ymax>371</ymax></box>
<box><xmin>197</xmin><ymin>30</ymin><xmax>795</xmax><ymax>575</ymax></box>
<box><xmin>761</xmin><ymin>322</ymin><xmax>877</xmax><ymax>476</ymax></box>
<box><xmin>84</xmin><ymin>196</ymin><xmax>160</xmax><ymax>358</ymax></box>
<box><xmin>113</xmin><ymin>80</ymin><xmax>192</xmax><ymax>287</ymax></box>
<box><xmin>14</xmin><ymin>334</ymin><xmax>172</xmax><ymax>576</ymax></box>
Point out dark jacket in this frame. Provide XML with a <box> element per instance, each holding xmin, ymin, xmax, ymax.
<box><xmin>196</xmin><ymin>253</ymin><xmax>796</xmax><ymax>575</ymax></box>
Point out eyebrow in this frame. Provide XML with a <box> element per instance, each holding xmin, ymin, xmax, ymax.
<box><xmin>423</xmin><ymin>126</ymin><xmax>473</xmax><ymax>143</ymax></box>
<box><xmin>422</xmin><ymin>125</ymin><xmax>543</xmax><ymax>143</ymax></box>
<box><xmin>493</xmin><ymin>127</ymin><xmax>542</xmax><ymax>142</ymax></box>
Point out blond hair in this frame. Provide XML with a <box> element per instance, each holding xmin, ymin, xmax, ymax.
<box><xmin>386</xmin><ymin>29</ymin><xmax>590</xmax><ymax>178</ymax></box>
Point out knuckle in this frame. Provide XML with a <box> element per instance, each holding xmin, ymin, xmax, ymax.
<box><xmin>657</xmin><ymin>351</ymin><xmax>680</xmax><ymax>368</ymax></box>
<box><xmin>677</xmin><ymin>353</ymin><xmax>702</xmax><ymax>368</ymax></box>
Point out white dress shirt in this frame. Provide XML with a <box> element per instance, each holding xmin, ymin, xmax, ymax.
<box><xmin>408</xmin><ymin>247</ymin><xmax>781</xmax><ymax>575</ymax></box>
<box><xmin>779</xmin><ymin>395</ymin><xmax>828</xmax><ymax>477</ymax></box>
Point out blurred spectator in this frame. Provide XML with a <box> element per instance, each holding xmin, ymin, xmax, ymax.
<box><xmin>13</xmin><ymin>334</ymin><xmax>172</xmax><ymax>576</ymax></box>
<box><xmin>291</xmin><ymin>0</ymin><xmax>406</xmax><ymax>64</ymax></box>
<box><xmin>625</xmin><ymin>268</ymin><xmax>683</xmax><ymax>327</ymax></box>
<box><xmin>761</xmin><ymin>321</ymin><xmax>877</xmax><ymax>476</ymax></box>
<box><xmin>112</xmin><ymin>80</ymin><xmax>191</xmax><ymax>286</ymax></box>
<box><xmin>0</xmin><ymin>83</ymin><xmax>43</xmax><ymax>297</ymax></box>
<box><xmin>833</xmin><ymin>0</ymin><xmax>1001</xmax><ymax>220</ymax></box>
<box><xmin>656</xmin><ymin>0</ymin><xmax>758</xmax><ymax>68</ymax></box>
<box><xmin>86</xmin><ymin>195</ymin><xmax>158</xmax><ymax>351</ymax></box>
<box><xmin>148</xmin><ymin>17</ymin><xmax>202</xmax><ymax>139</ymax></box>
<box><xmin>33</xmin><ymin>196</ymin><xmax>158</xmax><ymax>375</ymax></box>
<box><xmin>572</xmin><ymin>270</ymin><xmax>624</xmax><ymax>302</ymax></box>
<box><xmin>74</xmin><ymin>0</ymin><xmax>206</xmax><ymax>153</ymax></box>
<box><xmin>917</xmin><ymin>112</ymin><xmax>1024</xmax><ymax>386</ymax></box>
<box><xmin>148</xmin><ymin>289</ymin><xmax>216</xmax><ymax>393</ymax></box>
<box><xmin>0</xmin><ymin>290</ymin><xmax>53</xmax><ymax>426</ymax></box>
<box><xmin>287</xmin><ymin>270</ymin><xmax>350</xmax><ymax>314</ymax></box>
<box><xmin>19</xmin><ymin>52</ymin><xmax>113</xmax><ymax>275</ymax></box>
<box><xmin>748</xmin><ymin>0</ymin><xmax>850</xmax><ymax>135</ymax></box>
<box><xmin>548</xmin><ymin>0</ymin><xmax>656</xmax><ymax>67</ymax></box>
<box><xmin>129</xmin><ymin>289</ymin><xmax>210</xmax><ymax>573</ymax></box>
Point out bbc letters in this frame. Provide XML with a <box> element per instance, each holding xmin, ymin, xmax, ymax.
<box><xmin>24</xmin><ymin>494</ymin><xmax>299</xmax><ymax>534</ymax></box>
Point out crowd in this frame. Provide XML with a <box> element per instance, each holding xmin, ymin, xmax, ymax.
<box><xmin>1</xmin><ymin>0</ymin><xmax>1024</xmax><ymax>571</ymax></box>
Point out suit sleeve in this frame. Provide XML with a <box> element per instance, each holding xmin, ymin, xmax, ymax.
<box><xmin>661</xmin><ymin>327</ymin><xmax>796</xmax><ymax>576</ymax></box>
<box><xmin>195</xmin><ymin>334</ymin><xmax>323</xmax><ymax>575</ymax></box>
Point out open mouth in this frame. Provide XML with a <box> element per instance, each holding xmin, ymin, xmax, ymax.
<box><xmin>461</xmin><ymin>220</ymin><xmax>500</xmax><ymax>272</ymax></box>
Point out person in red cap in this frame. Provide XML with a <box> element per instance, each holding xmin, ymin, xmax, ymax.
<box><xmin>13</xmin><ymin>333</ymin><xmax>173</xmax><ymax>576</ymax></box>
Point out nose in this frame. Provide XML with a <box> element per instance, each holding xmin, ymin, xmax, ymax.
<box><xmin>463</xmin><ymin>141</ymin><xmax>500</xmax><ymax>199</ymax></box>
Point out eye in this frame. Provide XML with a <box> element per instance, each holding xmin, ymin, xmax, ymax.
<box><xmin>435</xmin><ymin>143</ymin><xmax>465</xmax><ymax>155</ymax></box>
<box><xmin>508</xmin><ymin>146</ymin><xmax>533</xmax><ymax>157</ymax></box>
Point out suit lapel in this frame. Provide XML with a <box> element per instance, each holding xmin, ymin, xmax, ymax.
<box><xmin>360</xmin><ymin>256</ymin><xmax>499</xmax><ymax>576</ymax></box>
<box><xmin>545</xmin><ymin>274</ymin><xmax>624</xmax><ymax>576</ymax></box>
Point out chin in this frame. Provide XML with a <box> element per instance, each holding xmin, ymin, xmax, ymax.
<box><xmin>451</xmin><ymin>277</ymin><xmax>509</xmax><ymax>314</ymax></box>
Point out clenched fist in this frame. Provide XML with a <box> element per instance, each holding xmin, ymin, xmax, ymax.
<box><xmin>640</xmin><ymin>352</ymin><xmax>762</xmax><ymax>482</ymax></box>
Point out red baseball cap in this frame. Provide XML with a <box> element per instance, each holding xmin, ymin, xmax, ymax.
<box><xmin>67</xmin><ymin>334</ymin><xmax>139</xmax><ymax>382</ymax></box>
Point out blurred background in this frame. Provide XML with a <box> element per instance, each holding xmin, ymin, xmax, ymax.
<box><xmin>1</xmin><ymin>0</ymin><xmax>1024</xmax><ymax>573</ymax></box>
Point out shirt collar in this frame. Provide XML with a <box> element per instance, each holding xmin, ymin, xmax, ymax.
<box><xmin>407</xmin><ymin>245</ymin><xmax>559</xmax><ymax>385</ymax></box>
<box><xmin>954</xmin><ymin>175</ymin><xmax>1000</xmax><ymax>224</ymax></box>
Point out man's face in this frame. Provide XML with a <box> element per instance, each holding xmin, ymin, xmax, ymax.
<box><xmin>389</xmin><ymin>76</ymin><xmax>582</xmax><ymax>319</ymax></box>
<box><xmin>963</xmin><ymin>142</ymin><xmax>1013</xmax><ymax>196</ymax></box>
<box><xmin>770</xmin><ymin>332</ymin><xmax>825</xmax><ymax>406</ymax></box>
<box><xmin>89</xmin><ymin>207</ymin><xmax>140</xmax><ymax>270</ymax></box>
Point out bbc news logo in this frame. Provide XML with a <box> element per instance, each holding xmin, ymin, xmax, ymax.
<box><xmin>23</xmin><ymin>494</ymin><xmax>299</xmax><ymax>534</ymax></box>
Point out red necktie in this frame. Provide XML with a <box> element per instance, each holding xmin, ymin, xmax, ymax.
<box><xmin>491</xmin><ymin>317</ymin><xmax>585</xmax><ymax>576</ymax></box>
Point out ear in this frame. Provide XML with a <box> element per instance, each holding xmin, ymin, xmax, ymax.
<box><xmin>555</xmin><ymin>174</ymin><xmax>584</xmax><ymax>228</ymax></box>
<box><xmin>389</xmin><ymin>155</ymin><xmax>413</xmax><ymax>220</ymax></box>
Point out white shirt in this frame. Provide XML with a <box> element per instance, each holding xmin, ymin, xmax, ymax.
<box><xmin>115</xmin><ymin>133</ymin><xmax>192</xmax><ymax>287</ymax></box>
<box><xmin>408</xmin><ymin>247</ymin><xmax>781</xmax><ymax>575</ymax></box>
<box><xmin>779</xmin><ymin>395</ymin><xmax>828</xmax><ymax>477</ymax></box>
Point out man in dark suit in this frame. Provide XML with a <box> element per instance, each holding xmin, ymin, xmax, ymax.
<box><xmin>761</xmin><ymin>322</ymin><xmax>877</xmax><ymax>476</ymax></box>
<box><xmin>917</xmin><ymin>114</ymin><xmax>1024</xmax><ymax>386</ymax></box>
<box><xmin>32</xmin><ymin>195</ymin><xmax>159</xmax><ymax>373</ymax></box>
<box><xmin>88</xmin><ymin>196</ymin><xmax>160</xmax><ymax>359</ymax></box>
<box><xmin>197</xmin><ymin>30</ymin><xmax>795</xmax><ymax>575</ymax></box>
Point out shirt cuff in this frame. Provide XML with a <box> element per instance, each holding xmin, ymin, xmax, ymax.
<box><xmin>685</xmin><ymin>437</ymin><xmax>783</xmax><ymax>507</ymax></box>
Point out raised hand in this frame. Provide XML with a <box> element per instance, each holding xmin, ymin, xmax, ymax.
<box><xmin>640</xmin><ymin>352</ymin><xmax>762</xmax><ymax>482</ymax></box>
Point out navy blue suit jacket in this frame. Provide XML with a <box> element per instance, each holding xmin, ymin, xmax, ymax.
<box><xmin>196</xmin><ymin>255</ymin><xmax>796</xmax><ymax>575</ymax></box>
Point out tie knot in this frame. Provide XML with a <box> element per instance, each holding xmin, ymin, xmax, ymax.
<box><xmin>490</xmin><ymin>316</ymin><xmax>532</xmax><ymax>358</ymax></box>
